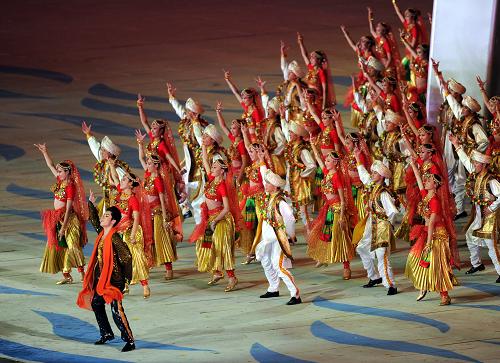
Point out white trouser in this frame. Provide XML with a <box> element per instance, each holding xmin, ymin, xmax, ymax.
<box><xmin>256</xmin><ymin>238</ymin><xmax>299</xmax><ymax>297</ymax></box>
<box><xmin>453</xmin><ymin>160</ymin><xmax>467</xmax><ymax>215</ymax></box>
<box><xmin>466</xmin><ymin>207</ymin><xmax>500</xmax><ymax>274</ymax></box>
<box><xmin>356</xmin><ymin>219</ymin><xmax>396</xmax><ymax>288</ymax></box>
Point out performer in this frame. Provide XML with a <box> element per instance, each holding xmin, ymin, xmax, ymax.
<box><xmin>284</xmin><ymin>121</ymin><xmax>317</xmax><ymax>229</ymax></box>
<box><xmin>77</xmin><ymin>196</ymin><xmax>135</xmax><ymax>352</ymax></box>
<box><xmin>450</xmin><ymin>136</ymin><xmax>500</xmax><ymax>283</ymax></box>
<box><xmin>107</xmin><ymin>161</ymin><xmax>150</xmax><ymax>298</ymax></box>
<box><xmin>189</xmin><ymin>146</ymin><xmax>239</xmax><ymax>292</ymax></box>
<box><xmin>353</xmin><ymin>155</ymin><xmax>398</xmax><ymax>296</ymax></box>
<box><xmin>35</xmin><ymin>143</ymin><xmax>87</xmax><ymax>284</ymax></box>
<box><xmin>253</xmin><ymin>150</ymin><xmax>301</xmax><ymax>305</ymax></box>
<box><xmin>136</xmin><ymin>134</ymin><xmax>182</xmax><ymax>281</ymax></box>
<box><xmin>167</xmin><ymin>82</ymin><xmax>208</xmax><ymax>222</ymax></box>
<box><xmin>81</xmin><ymin>122</ymin><xmax>130</xmax><ymax>215</ymax></box>
<box><xmin>224</xmin><ymin>70</ymin><xmax>265</xmax><ymax>142</ymax></box>
<box><xmin>405</xmin><ymin>161</ymin><xmax>457</xmax><ymax>305</ymax></box>
<box><xmin>215</xmin><ymin>101</ymin><xmax>249</xmax><ymax>185</ymax></box>
<box><xmin>260</xmin><ymin>95</ymin><xmax>287</xmax><ymax>178</ymax></box>
<box><xmin>399</xmin><ymin>40</ymin><xmax>429</xmax><ymax>102</ymax></box>
<box><xmin>308</xmin><ymin>143</ymin><xmax>357</xmax><ymax>278</ymax></box>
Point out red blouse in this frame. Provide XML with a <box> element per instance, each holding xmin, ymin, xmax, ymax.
<box><xmin>228</xmin><ymin>132</ymin><xmax>248</xmax><ymax>161</ymax></box>
<box><xmin>204</xmin><ymin>174</ymin><xmax>227</xmax><ymax>202</ymax></box>
<box><xmin>143</xmin><ymin>170</ymin><xmax>164</xmax><ymax>197</ymax></box>
<box><xmin>241</xmin><ymin>102</ymin><xmax>265</xmax><ymax>125</ymax></box>
<box><xmin>115</xmin><ymin>185</ymin><xmax>140</xmax><ymax>219</ymax></box>
<box><xmin>148</xmin><ymin>131</ymin><xmax>170</xmax><ymax>160</ymax></box>
<box><xmin>52</xmin><ymin>177</ymin><xmax>75</xmax><ymax>202</ymax></box>
<box><xmin>319</xmin><ymin>122</ymin><xmax>340</xmax><ymax>150</ymax></box>
<box><xmin>380</xmin><ymin>91</ymin><xmax>401</xmax><ymax>113</ymax></box>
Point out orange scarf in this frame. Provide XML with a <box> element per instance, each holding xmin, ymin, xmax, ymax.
<box><xmin>77</xmin><ymin>227</ymin><xmax>123</xmax><ymax>310</ymax></box>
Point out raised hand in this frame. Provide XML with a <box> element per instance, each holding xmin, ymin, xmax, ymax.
<box><xmin>81</xmin><ymin>121</ymin><xmax>92</xmax><ymax>136</ymax></box>
<box><xmin>223</xmin><ymin>69</ymin><xmax>231</xmax><ymax>80</ymax></box>
<box><xmin>331</xmin><ymin>109</ymin><xmax>341</xmax><ymax>122</ymax></box>
<box><xmin>353</xmin><ymin>145</ymin><xmax>362</xmax><ymax>160</ymax></box>
<box><xmin>89</xmin><ymin>189</ymin><xmax>96</xmax><ymax>203</ymax></box>
<box><xmin>137</xmin><ymin>93</ymin><xmax>145</xmax><ymax>107</ymax></box>
<box><xmin>215</xmin><ymin>101</ymin><xmax>223</xmax><ymax>113</ymax></box>
<box><xmin>448</xmin><ymin>134</ymin><xmax>460</xmax><ymax>147</ymax></box>
<box><xmin>240</xmin><ymin>123</ymin><xmax>248</xmax><ymax>134</ymax></box>
<box><xmin>340</xmin><ymin>25</ymin><xmax>347</xmax><ymax>33</ymax></box>
<box><xmin>399</xmin><ymin>28</ymin><xmax>405</xmax><ymax>39</ymax></box>
<box><xmin>367</xmin><ymin>7</ymin><xmax>374</xmax><ymax>19</ymax></box>
<box><xmin>476</xmin><ymin>75</ymin><xmax>486</xmax><ymax>91</ymax></box>
<box><xmin>255</xmin><ymin>76</ymin><xmax>267</xmax><ymax>91</ymax></box>
<box><xmin>135</xmin><ymin>129</ymin><xmax>146</xmax><ymax>143</ymax></box>
<box><xmin>430</xmin><ymin>58</ymin><xmax>440</xmax><ymax>73</ymax></box>
<box><xmin>257</xmin><ymin>147</ymin><xmax>266</xmax><ymax>162</ymax></box>
<box><xmin>166</xmin><ymin>82</ymin><xmax>176</xmax><ymax>98</ymax></box>
<box><xmin>280</xmin><ymin>40</ymin><xmax>289</xmax><ymax>56</ymax></box>
<box><xmin>34</xmin><ymin>143</ymin><xmax>47</xmax><ymax>154</ymax></box>
<box><xmin>297</xmin><ymin>32</ymin><xmax>304</xmax><ymax>43</ymax></box>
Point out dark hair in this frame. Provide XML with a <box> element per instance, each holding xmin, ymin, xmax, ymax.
<box><xmin>405</xmin><ymin>8</ymin><xmax>421</xmax><ymax>20</ymax></box>
<box><xmin>421</xmin><ymin>143</ymin><xmax>436</xmax><ymax>154</ymax></box>
<box><xmin>128</xmin><ymin>172</ymin><xmax>140</xmax><ymax>188</ymax></box>
<box><xmin>377</xmin><ymin>22</ymin><xmax>391</xmax><ymax>35</ymax></box>
<box><xmin>417</xmin><ymin>44</ymin><xmax>430</xmax><ymax>59</ymax></box>
<box><xmin>57</xmin><ymin>162</ymin><xmax>72</xmax><ymax>174</ymax></box>
<box><xmin>107</xmin><ymin>206</ymin><xmax>122</xmax><ymax>227</ymax></box>
<box><xmin>409</xmin><ymin>102</ymin><xmax>424</xmax><ymax>120</ymax></box>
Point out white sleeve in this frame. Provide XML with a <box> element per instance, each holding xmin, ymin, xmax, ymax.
<box><xmin>260</xmin><ymin>164</ymin><xmax>269</xmax><ymax>188</ymax></box>
<box><xmin>456</xmin><ymin>148</ymin><xmax>474</xmax><ymax>173</ymax></box>
<box><xmin>488</xmin><ymin>179</ymin><xmax>500</xmax><ymax>212</ymax></box>
<box><xmin>261</xmin><ymin>93</ymin><xmax>270</xmax><ymax>117</ymax></box>
<box><xmin>273</xmin><ymin>128</ymin><xmax>286</xmax><ymax>155</ymax></box>
<box><xmin>192</xmin><ymin>121</ymin><xmax>203</xmax><ymax>146</ymax></box>
<box><xmin>354</xmin><ymin>91</ymin><xmax>368</xmax><ymax>113</ymax></box>
<box><xmin>281</xmin><ymin>56</ymin><xmax>289</xmax><ymax>81</ymax></box>
<box><xmin>434</xmin><ymin>74</ymin><xmax>447</xmax><ymax>100</ymax></box>
<box><xmin>299</xmin><ymin>149</ymin><xmax>317</xmax><ymax>178</ymax></box>
<box><xmin>116</xmin><ymin>167</ymin><xmax>126</xmax><ymax>179</ymax></box>
<box><xmin>168</xmin><ymin>97</ymin><xmax>187</xmax><ymax>119</ymax></box>
<box><xmin>445</xmin><ymin>94</ymin><xmax>463</xmax><ymax>120</ymax></box>
<box><xmin>87</xmin><ymin>136</ymin><xmax>102</xmax><ymax>161</ymax></box>
<box><xmin>472</xmin><ymin>124</ymin><xmax>489</xmax><ymax>152</ymax></box>
<box><xmin>279</xmin><ymin>200</ymin><xmax>296</xmax><ymax>238</ymax></box>
<box><xmin>381</xmin><ymin>191</ymin><xmax>398</xmax><ymax>224</ymax></box>
<box><xmin>356</xmin><ymin>164</ymin><xmax>372</xmax><ymax>185</ymax></box>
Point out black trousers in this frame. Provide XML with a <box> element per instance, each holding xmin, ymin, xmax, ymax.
<box><xmin>91</xmin><ymin>293</ymin><xmax>134</xmax><ymax>343</ymax></box>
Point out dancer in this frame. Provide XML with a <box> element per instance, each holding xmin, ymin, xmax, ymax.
<box><xmin>405</xmin><ymin>161</ymin><xmax>457</xmax><ymax>305</ymax></box>
<box><xmin>353</xmin><ymin>153</ymin><xmax>398</xmax><ymax>296</ymax></box>
<box><xmin>167</xmin><ymin>82</ymin><xmax>208</xmax><ymax>222</ymax></box>
<box><xmin>81</xmin><ymin>122</ymin><xmax>130</xmax><ymax>215</ymax></box>
<box><xmin>107</xmin><ymin>160</ymin><xmax>150</xmax><ymax>298</ymax></box>
<box><xmin>189</xmin><ymin>145</ymin><xmax>239</xmax><ymax>292</ymax></box>
<box><xmin>449</xmin><ymin>136</ymin><xmax>500</xmax><ymax>282</ymax></box>
<box><xmin>35</xmin><ymin>143</ymin><xmax>87</xmax><ymax>284</ymax></box>
<box><xmin>308</xmin><ymin>142</ymin><xmax>357</xmax><ymax>278</ymax></box>
<box><xmin>136</xmin><ymin>134</ymin><xmax>181</xmax><ymax>281</ymax></box>
<box><xmin>77</xmin><ymin>194</ymin><xmax>135</xmax><ymax>352</ymax></box>
<box><xmin>253</xmin><ymin>150</ymin><xmax>301</xmax><ymax>305</ymax></box>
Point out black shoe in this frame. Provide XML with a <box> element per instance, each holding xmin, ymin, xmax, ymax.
<box><xmin>94</xmin><ymin>334</ymin><xmax>114</xmax><ymax>345</ymax></box>
<box><xmin>496</xmin><ymin>275</ymin><xmax>500</xmax><ymax>283</ymax></box>
<box><xmin>286</xmin><ymin>296</ymin><xmax>302</xmax><ymax>305</ymax></box>
<box><xmin>454</xmin><ymin>211</ymin><xmax>468</xmax><ymax>221</ymax></box>
<box><xmin>387</xmin><ymin>286</ymin><xmax>398</xmax><ymax>295</ymax></box>
<box><xmin>260</xmin><ymin>291</ymin><xmax>279</xmax><ymax>298</ymax></box>
<box><xmin>363</xmin><ymin>278</ymin><xmax>383</xmax><ymax>288</ymax></box>
<box><xmin>465</xmin><ymin>264</ymin><xmax>485</xmax><ymax>274</ymax></box>
<box><xmin>183</xmin><ymin>210</ymin><xmax>193</xmax><ymax>219</ymax></box>
<box><xmin>121</xmin><ymin>342</ymin><xmax>136</xmax><ymax>352</ymax></box>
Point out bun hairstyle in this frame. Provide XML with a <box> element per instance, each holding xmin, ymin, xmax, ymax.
<box><xmin>327</xmin><ymin>150</ymin><xmax>340</xmax><ymax>161</ymax></box>
<box><xmin>421</xmin><ymin>143</ymin><xmax>436</xmax><ymax>154</ymax></box>
<box><xmin>128</xmin><ymin>172</ymin><xmax>140</xmax><ymax>188</ymax></box>
<box><xmin>107</xmin><ymin>206</ymin><xmax>122</xmax><ymax>227</ymax></box>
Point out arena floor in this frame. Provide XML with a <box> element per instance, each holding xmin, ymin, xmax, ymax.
<box><xmin>1</xmin><ymin>1</ymin><xmax>499</xmax><ymax>362</ymax></box>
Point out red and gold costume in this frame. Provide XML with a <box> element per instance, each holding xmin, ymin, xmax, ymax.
<box><xmin>228</xmin><ymin>132</ymin><xmax>248</xmax><ymax>177</ymax></box>
<box><xmin>40</xmin><ymin>163</ymin><xmax>87</xmax><ymax>276</ymax></box>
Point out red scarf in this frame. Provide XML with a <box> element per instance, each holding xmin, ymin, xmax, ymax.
<box><xmin>77</xmin><ymin>227</ymin><xmax>123</xmax><ymax>310</ymax></box>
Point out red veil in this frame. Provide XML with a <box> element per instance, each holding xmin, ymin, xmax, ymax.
<box><xmin>134</xmin><ymin>183</ymin><xmax>154</xmax><ymax>267</ymax></box>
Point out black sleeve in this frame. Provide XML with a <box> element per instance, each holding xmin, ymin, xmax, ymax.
<box><xmin>112</xmin><ymin>233</ymin><xmax>132</xmax><ymax>284</ymax></box>
<box><xmin>88</xmin><ymin>201</ymin><xmax>103</xmax><ymax>234</ymax></box>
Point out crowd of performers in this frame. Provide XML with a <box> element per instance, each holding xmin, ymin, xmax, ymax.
<box><xmin>33</xmin><ymin>2</ymin><xmax>500</xmax><ymax>352</ymax></box>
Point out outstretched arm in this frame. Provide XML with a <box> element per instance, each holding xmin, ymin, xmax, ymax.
<box><xmin>88</xmin><ymin>192</ymin><xmax>103</xmax><ymax>234</ymax></box>
<box><xmin>108</xmin><ymin>159</ymin><xmax>120</xmax><ymax>187</ymax></box>
<box><xmin>368</xmin><ymin>7</ymin><xmax>377</xmax><ymax>39</ymax></box>
<box><xmin>476</xmin><ymin>75</ymin><xmax>495</xmax><ymax>114</ymax></box>
<box><xmin>392</xmin><ymin>0</ymin><xmax>405</xmax><ymax>24</ymax></box>
<box><xmin>135</xmin><ymin>130</ymin><xmax>148</xmax><ymax>170</ymax></box>
<box><xmin>340</xmin><ymin>25</ymin><xmax>358</xmax><ymax>53</ymax></box>
<box><xmin>201</xmin><ymin>143</ymin><xmax>211</xmax><ymax>175</ymax></box>
<box><xmin>34</xmin><ymin>143</ymin><xmax>58</xmax><ymax>177</ymax></box>
<box><xmin>223</xmin><ymin>70</ymin><xmax>242</xmax><ymax>104</ymax></box>
<box><xmin>215</xmin><ymin>101</ymin><xmax>230</xmax><ymax>136</ymax></box>
<box><xmin>280</xmin><ymin>40</ymin><xmax>290</xmax><ymax>81</ymax></box>
<box><xmin>297</xmin><ymin>32</ymin><xmax>310</xmax><ymax>65</ymax></box>
<box><xmin>136</xmin><ymin>94</ymin><xmax>151</xmax><ymax>134</ymax></box>
<box><xmin>166</xmin><ymin>82</ymin><xmax>187</xmax><ymax>119</ymax></box>
<box><xmin>309</xmin><ymin>136</ymin><xmax>325</xmax><ymax>170</ymax></box>
<box><xmin>409</xmin><ymin>158</ymin><xmax>424</xmax><ymax>191</ymax></box>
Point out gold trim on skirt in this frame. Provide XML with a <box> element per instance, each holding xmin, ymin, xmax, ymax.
<box><xmin>151</xmin><ymin>212</ymin><xmax>177</xmax><ymax>266</ymax></box>
<box><xmin>196</xmin><ymin>212</ymin><xmax>235</xmax><ymax>273</ymax></box>
<box><xmin>307</xmin><ymin>205</ymin><xmax>354</xmax><ymax>264</ymax></box>
<box><xmin>123</xmin><ymin>225</ymin><xmax>149</xmax><ymax>283</ymax></box>
<box><xmin>40</xmin><ymin>245</ymin><xmax>65</xmax><ymax>274</ymax></box>
<box><xmin>290</xmin><ymin>171</ymin><xmax>312</xmax><ymax>206</ymax></box>
<box><xmin>62</xmin><ymin>212</ymin><xmax>85</xmax><ymax>273</ymax></box>
<box><xmin>405</xmin><ymin>227</ymin><xmax>458</xmax><ymax>292</ymax></box>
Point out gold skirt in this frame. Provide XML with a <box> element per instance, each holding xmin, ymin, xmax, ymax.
<box><xmin>40</xmin><ymin>246</ymin><xmax>65</xmax><ymax>274</ymax></box>
<box><xmin>151</xmin><ymin>212</ymin><xmax>177</xmax><ymax>266</ymax></box>
<box><xmin>392</xmin><ymin>161</ymin><xmax>406</xmax><ymax>192</ymax></box>
<box><xmin>62</xmin><ymin>212</ymin><xmax>85</xmax><ymax>273</ymax></box>
<box><xmin>351</xmin><ymin>107</ymin><xmax>362</xmax><ymax>129</ymax></box>
<box><xmin>290</xmin><ymin>171</ymin><xmax>313</xmax><ymax>206</ymax></box>
<box><xmin>353</xmin><ymin>185</ymin><xmax>367</xmax><ymax>221</ymax></box>
<box><xmin>405</xmin><ymin>227</ymin><xmax>458</xmax><ymax>292</ymax></box>
<box><xmin>196</xmin><ymin>212</ymin><xmax>235</xmax><ymax>273</ymax></box>
<box><xmin>237</xmin><ymin>195</ymin><xmax>263</xmax><ymax>254</ymax></box>
<box><xmin>123</xmin><ymin>225</ymin><xmax>149</xmax><ymax>283</ymax></box>
<box><xmin>307</xmin><ymin>204</ymin><xmax>354</xmax><ymax>264</ymax></box>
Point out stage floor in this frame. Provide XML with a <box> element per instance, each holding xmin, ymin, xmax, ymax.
<box><xmin>1</xmin><ymin>1</ymin><xmax>499</xmax><ymax>362</ymax></box>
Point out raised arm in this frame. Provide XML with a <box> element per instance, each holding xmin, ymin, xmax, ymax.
<box><xmin>309</xmin><ymin>135</ymin><xmax>325</xmax><ymax>170</ymax></box>
<box><xmin>81</xmin><ymin>121</ymin><xmax>102</xmax><ymax>161</ymax></box>
<box><xmin>392</xmin><ymin>0</ymin><xmax>405</xmax><ymax>23</ymax></box>
<box><xmin>306</xmin><ymin>99</ymin><xmax>322</xmax><ymax>126</ymax></box>
<box><xmin>399</xmin><ymin>30</ymin><xmax>418</xmax><ymax>58</ymax></box>
<box><xmin>135</xmin><ymin>130</ymin><xmax>148</xmax><ymax>170</ymax></box>
<box><xmin>340</xmin><ymin>25</ymin><xmax>358</xmax><ymax>53</ymax></box>
<box><xmin>136</xmin><ymin>94</ymin><xmax>151</xmax><ymax>134</ymax></box>
<box><xmin>108</xmin><ymin>159</ymin><xmax>120</xmax><ymax>187</ymax></box>
<box><xmin>34</xmin><ymin>143</ymin><xmax>58</xmax><ymax>177</ymax></box>
<box><xmin>215</xmin><ymin>101</ymin><xmax>230</xmax><ymax>136</ymax></box>
<box><xmin>201</xmin><ymin>143</ymin><xmax>211</xmax><ymax>175</ymax></box>
<box><xmin>297</xmin><ymin>32</ymin><xmax>310</xmax><ymax>65</ymax></box>
<box><xmin>409</xmin><ymin>158</ymin><xmax>424</xmax><ymax>191</ymax></box>
<box><xmin>362</xmin><ymin>65</ymin><xmax>382</xmax><ymax>95</ymax></box>
<box><xmin>88</xmin><ymin>191</ymin><xmax>103</xmax><ymax>233</ymax></box>
<box><xmin>354</xmin><ymin>146</ymin><xmax>373</xmax><ymax>185</ymax></box>
<box><xmin>223</xmin><ymin>70</ymin><xmax>242</xmax><ymax>104</ymax></box>
<box><xmin>449</xmin><ymin>134</ymin><xmax>474</xmax><ymax>173</ymax></box>
<box><xmin>280</xmin><ymin>40</ymin><xmax>290</xmax><ymax>81</ymax></box>
<box><xmin>166</xmin><ymin>82</ymin><xmax>187</xmax><ymax>120</ymax></box>
<box><xmin>476</xmin><ymin>75</ymin><xmax>495</xmax><ymax>114</ymax></box>
<box><xmin>368</xmin><ymin>7</ymin><xmax>377</xmax><ymax>39</ymax></box>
